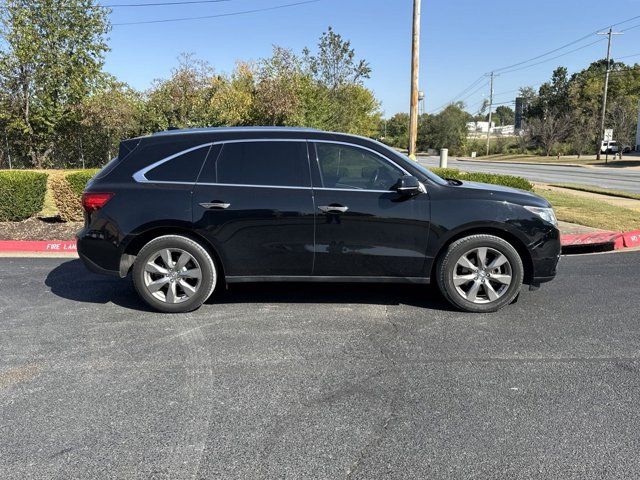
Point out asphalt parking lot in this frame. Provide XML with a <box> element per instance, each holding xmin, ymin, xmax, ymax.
<box><xmin>2</xmin><ymin>252</ymin><xmax>640</xmax><ymax>479</ymax></box>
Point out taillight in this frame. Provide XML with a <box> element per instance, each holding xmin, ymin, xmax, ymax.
<box><xmin>82</xmin><ymin>192</ymin><xmax>114</xmax><ymax>213</ymax></box>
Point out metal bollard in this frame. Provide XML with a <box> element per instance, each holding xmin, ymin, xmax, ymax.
<box><xmin>439</xmin><ymin>148</ymin><xmax>448</xmax><ymax>168</ymax></box>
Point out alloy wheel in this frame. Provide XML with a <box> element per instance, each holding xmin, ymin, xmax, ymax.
<box><xmin>452</xmin><ymin>247</ymin><xmax>513</xmax><ymax>304</ymax></box>
<box><xmin>143</xmin><ymin>248</ymin><xmax>202</xmax><ymax>304</ymax></box>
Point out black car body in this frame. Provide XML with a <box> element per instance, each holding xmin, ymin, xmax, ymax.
<box><xmin>78</xmin><ymin>127</ymin><xmax>560</xmax><ymax>313</ymax></box>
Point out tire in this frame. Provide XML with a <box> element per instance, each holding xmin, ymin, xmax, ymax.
<box><xmin>436</xmin><ymin>234</ymin><xmax>524</xmax><ymax>313</ymax></box>
<box><xmin>132</xmin><ymin>235</ymin><xmax>217</xmax><ymax>313</ymax></box>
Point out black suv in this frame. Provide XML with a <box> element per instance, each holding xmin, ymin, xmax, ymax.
<box><xmin>78</xmin><ymin>127</ymin><xmax>560</xmax><ymax>313</ymax></box>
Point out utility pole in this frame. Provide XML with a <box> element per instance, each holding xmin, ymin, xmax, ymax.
<box><xmin>596</xmin><ymin>27</ymin><xmax>623</xmax><ymax>161</ymax></box>
<box><xmin>485</xmin><ymin>72</ymin><xmax>495</xmax><ymax>156</ymax></box>
<box><xmin>408</xmin><ymin>0</ymin><xmax>421</xmax><ymax>159</ymax></box>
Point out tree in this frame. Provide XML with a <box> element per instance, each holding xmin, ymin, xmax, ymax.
<box><xmin>253</xmin><ymin>47</ymin><xmax>306</xmax><ymax>126</ymax></box>
<box><xmin>78</xmin><ymin>76</ymin><xmax>144</xmax><ymax>166</ymax></box>
<box><xmin>421</xmin><ymin>102</ymin><xmax>470</xmax><ymax>155</ymax></box>
<box><xmin>493</xmin><ymin>105</ymin><xmax>515</xmax><ymax>126</ymax></box>
<box><xmin>382</xmin><ymin>112</ymin><xmax>410</xmax><ymax>148</ymax></box>
<box><xmin>209</xmin><ymin>62</ymin><xmax>255</xmax><ymax>126</ymax></box>
<box><xmin>303</xmin><ymin>27</ymin><xmax>371</xmax><ymax>89</ymax></box>
<box><xmin>568</xmin><ymin>111</ymin><xmax>596</xmax><ymax>158</ymax></box>
<box><xmin>528</xmin><ymin>108</ymin><xmax>571</xmax><ymax>156</ymax></box>
<box><xmin>0</xmin><ymin>0</ymin><xmax>110</xmax><ymax>167</ymax></box>
<box><xmin>608</xmin><ymin>96</ymin><xmax>637</xmax><ymax>157</ymax></box>
<box><xmin>143</xmin><ymin>53</ymin><xmax>213</xmax><ymax>131</ymax></box>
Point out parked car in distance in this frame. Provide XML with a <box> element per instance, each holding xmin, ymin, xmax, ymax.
<box><xmin>601</xmin><ymin>140</ymin><xmax>620</xmax><ymax>154</ymax></box>
<box><xmin>78</xmin><ymin>127</ymin><xmax>561</xmax><ymax>313</ymax></box>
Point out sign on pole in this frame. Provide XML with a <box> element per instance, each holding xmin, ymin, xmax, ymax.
<box><xmin>604</xmin><ymin>129</ymin><xmax>614</xmax><ymax>142</ymax></box>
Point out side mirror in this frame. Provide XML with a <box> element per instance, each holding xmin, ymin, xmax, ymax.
<box><xmin>393</xmin><ymin>175</ymin><xmax>422</xmax><ymax>195</ymax></box>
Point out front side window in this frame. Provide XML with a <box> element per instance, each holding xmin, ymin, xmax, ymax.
<box><xmin>215</xmin><ymin>141</ymin><xmax>310</xmax><ymax>187</ymax></box>
<box><xmin>145</xmin><ymin>145</ymin><xmax>211</xmax><ymax>183</ymax></box>
<box><xmin>315</xmin><ymin>143</ymin><xmax>402</xmax><ymax>190</ymax></box>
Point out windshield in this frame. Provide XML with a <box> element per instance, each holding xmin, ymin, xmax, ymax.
<box><xmin>376</xmin><ymin>143</ymin><xmax>448</xmax><ymax>186</ymax></box>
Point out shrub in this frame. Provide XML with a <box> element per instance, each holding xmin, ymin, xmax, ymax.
<box><xmin>0</xmin><ymin>171</ymin><xmax>48</xmax><ymax>221</ymax></box>
<box><xmin>429</xmin><ymin>167</ymin><xmax>533</xmax><ymax>192</ymax></box>
<box><xmin>50</xmin><ymin>169</ymin><xmax>99</xmax><ymax>221</ymax></box>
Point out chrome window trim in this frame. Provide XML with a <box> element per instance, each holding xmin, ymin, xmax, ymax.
<box><xmin>310</xmin><ymin>139</ymin><xmax>411</xmax><ymax>176</ymax></box>
<box><xmin>133</xmin><ymin>142</ymin><xmax>215</xmax><ymax>183</ymax></box>
<box><xmin>196</xmin><ymin>182</ymin><xmax>311</xmax><ymax>191</ymax></box>
<box><xmin>132</xmin><ymin>137</ymin><xmax>412</xmax><ymax>191</ymax></box>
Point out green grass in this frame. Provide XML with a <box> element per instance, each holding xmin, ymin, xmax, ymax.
<box><xmin>549</xmin><ymin>183</ymin><xmax>640</xmax><ymax>201</ymax></box>
<box><xmin>536</xmin><ymin>188</ymin><xmax>640</xmax><ymax>231</ymax></box>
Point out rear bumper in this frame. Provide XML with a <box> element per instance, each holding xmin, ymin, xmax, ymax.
<box><xmin>77</xmin><ymin>227</ymin><xmax>123</xmax><ymax>277</ymax></box>
<box><xmin>78</xmin><ymin>249</ymin><xmax>120</xmax><ymax>277</ymax></box>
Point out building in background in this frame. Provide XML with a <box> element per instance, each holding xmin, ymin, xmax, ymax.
<box><xmin>467</xmin><ymin>121</ymin><xmax>495</xmax><ymax>134</ymax></box>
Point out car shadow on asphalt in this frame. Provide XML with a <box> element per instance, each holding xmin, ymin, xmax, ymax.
<box><xmin>46</xmin><ymin>259</ymin><xmax>455</xmax><ymax>312</ymax></box>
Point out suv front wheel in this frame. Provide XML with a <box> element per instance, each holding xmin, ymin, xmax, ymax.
<box><xmin>132</xmin><ymin>235</ymin><xmax>217</xmax><ymax>313</ymax></box>
<box><xmin>436</xmin><ymin>234</ymin><xmax>524</xmax><ymax>313</ymax></box>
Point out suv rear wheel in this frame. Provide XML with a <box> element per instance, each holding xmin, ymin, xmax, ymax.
<box><xmin>132</xmin><ymin>235</ymin><xmax>217</xmax><ymax>313</ymax></box>
<box><xmin>436</xmin><ymin>234</ymin><xmax>524</xmax><ymax>313</ymax></box>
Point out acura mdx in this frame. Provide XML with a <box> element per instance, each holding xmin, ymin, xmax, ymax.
<box><xmin>77</xmin><ymin>127</ymin><xmax>561</xmax><ymax>313</ymax></box>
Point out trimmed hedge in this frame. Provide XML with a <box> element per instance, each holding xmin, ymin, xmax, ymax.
<box><xmin>429</xmin><ymin>167</ymin><xmax>533</xmax><ymax>192</ymax></box>
<box><xmin>0</xmin><ymin>171</ymin><xmax>48</xmax><ymax>221</ymax></box>
<box><xmin>50</xmin><ymin>169</ymin><xmax>99</xmax><ymax>222</ymax></box>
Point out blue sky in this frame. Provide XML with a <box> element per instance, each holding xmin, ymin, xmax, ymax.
<box><xmin>103</xmin><ymin>0</ymin><xmax>640</xmax><ymax>117</ymax></box>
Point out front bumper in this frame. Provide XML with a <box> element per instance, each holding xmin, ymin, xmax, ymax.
<box><xmin>529</xmin><ymin>227</ymin><xmax>561</xmax><ymax>284</ymax></box>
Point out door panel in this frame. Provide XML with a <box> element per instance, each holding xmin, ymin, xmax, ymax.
<box><xmin>192</xmin><ymin>140</ymin><xmax>314</xmax><ymax>277</ymax></box>
<box><xmin>312</xmin><ymin>189</ymin><xmax>430</xmax><ymax>277</ymax></box>
<box><xmin>310</xmin><ymin>141</ymin><xmax>430</xmax><ymax>278</ymax></box>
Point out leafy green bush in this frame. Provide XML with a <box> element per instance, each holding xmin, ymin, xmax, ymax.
<box><xmin>429</xmin><ymin>167</ymin><xmax>533</xmax><ymax>192</ymax></box>
<box><xmin>51</xmin><ymin>169</ymin><xmax>98</xmax><ymax>221</ymax></box>
<box><xmin>0</xmin><ymin>171</ymin><xmax>48</xmax><ymax>221</ymax></box>
<box><xmin>66</xmin><ymin>170</ymin><xmax>99</xmax><ymax>196</ymax></box>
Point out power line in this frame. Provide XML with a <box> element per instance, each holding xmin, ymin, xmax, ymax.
<box><xmin>499</xmin><ymin>37</ymin><xmax>606</xmax><ymax>75</ymax></box>
<box><xmin>428</xmin><ymin>78</ymin><xmax>488</xmax><ymax>114</ymax></box>
<box><xmin>492</xmin><ymin>14</ymin><xmax>640</xmax><ymax>74</ymax></box>
<box><xmin>112</xmin><ymin>0</ymin><xmax>321</xmax><ymax>25</ymax></box>
<box><xmin>103</xmin><ymin>0</ymin><xmax>231</xmax><ymax>7</ymax></box>
<box><xmin>620</xmin><ymin>22</ymin><xmax>640</xmax><ymax>32</ymax></box>
<box><xmin>431</xmin><ymin>14</ymin><xmax>640</xmax><ymax>114</ymax></box>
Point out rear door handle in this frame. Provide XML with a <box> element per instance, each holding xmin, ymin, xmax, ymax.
<box><xmin>318</xmin><ymin>205</ymin><xmax>348</xmax><ymax>213</ymax></box>
<box><xmin>200</xmin><ymin>202</ymin><xmax>231</xmax><ymax>209</ymax></box>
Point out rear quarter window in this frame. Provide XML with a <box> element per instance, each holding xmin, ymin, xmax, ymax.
<box><xmin>145</xmin><ymin>145</ymin><xmax>211</xmax><ymax>183</ymax></box>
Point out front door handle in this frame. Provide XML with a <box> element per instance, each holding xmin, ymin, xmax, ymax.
<box><xmin>200</xmin><ymin>202</ymin><xmax>231</xmax><ymax>209</ymax></box>
<box><xmin>318</xmin><ymin>205</ymin><xmax>349</xmax><ymax>213</ymax></box>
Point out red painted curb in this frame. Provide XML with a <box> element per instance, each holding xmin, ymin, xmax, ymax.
<box><xmin>622</xmin><ymin>230</ymin><xmax>640</xmax><ymax>249</ymax></box>
<box><xmin>0</xmin><ymin>231</ymin><xmax>638</xmax><ymax>254</ymax></box>
<box><xmin>560</xmin><ymin>231</ymin><xmax>621</xmax><ymax>247</ymax></box>
<box><xmin>0</xmin><ymin>240</ymin><xmax>77</xmax><ymax>253</ymax></box>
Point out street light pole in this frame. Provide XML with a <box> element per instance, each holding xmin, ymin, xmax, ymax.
<box><xmin>408</xmin><ymin>0</ymin><xmax>421</xmax><ymax>160</ymax></box>
<box><xmin>596</xmin><ymin>27</ymin><xmax>622</xmax><ymax>162</ymax></box>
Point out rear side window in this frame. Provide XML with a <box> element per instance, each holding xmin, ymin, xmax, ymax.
<box><xmin>145</xmin><ymin>145</ymin><xmax>211</xmax><ymax>183</ymax></box>
<box><xmin>214</xmin><ymin>141</ymin><xmax>310</xmax><ymax>187</ymax></box>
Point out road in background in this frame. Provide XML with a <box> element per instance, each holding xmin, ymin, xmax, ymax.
<box><xmin>418</xmin><ymin>155</ymin><xmax>640</xmax><ymax>194</ymax></box>
<box><xmin>2</xmin><ymin>253</ymin><xmax>640</xmax><ymax>478</ymax></box>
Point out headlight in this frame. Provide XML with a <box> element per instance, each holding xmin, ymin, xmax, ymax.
<box><xmin>524</xmin><ymin>206</ymin><xmax>558</xmax><ymax>226</ymax></box>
